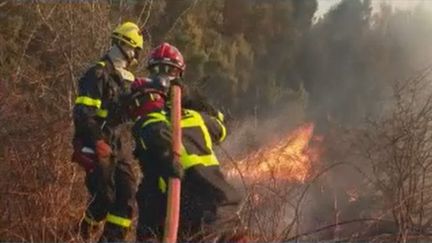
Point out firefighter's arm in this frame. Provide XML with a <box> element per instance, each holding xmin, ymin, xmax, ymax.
<box><xmin>73</xmin><ymin>65</ymin><xmax>105</xmax><ymax>142</ymax></box>
<box><xmin>139</xmin><ymin>122</ymin><xmax>184</xmax><ymax>179</ymax></box>
<box><xmin>202</xmin><ymin>111</ymin><xmax>227</xmax><ymax>144</ymax></box>
<box><xmin>181</xmin><ymin>85</ymin><xmax>220</xmax><ymax>117</ymax></box>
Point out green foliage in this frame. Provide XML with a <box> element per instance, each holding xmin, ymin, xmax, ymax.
<box><xmin>3</xmin><ymin>0</ymin><xmax>432</xmax><ymax>124</ymax></box>
<box><xmin>157</xmin><ymin>0</ymin><xmax>317</xmax><ymax>117</ymax></box>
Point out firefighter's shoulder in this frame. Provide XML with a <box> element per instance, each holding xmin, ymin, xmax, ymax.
<box><xmin>82</xmin><ymin>61</ymin><xmax>106</xmax><ymax>78</ymax></box>
<box><xmin>139</xmin><ymin>111</ymin><xmax>169</xmax><ymax>128</ymax></box>
<box><xmin>93</xmin><ymin>61</ymin><xmax>108</xmax><ymax>79</ymax></box>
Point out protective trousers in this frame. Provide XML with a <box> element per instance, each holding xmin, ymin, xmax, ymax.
<box><xmin>83</xmin><ymin>132</ymin><xmax>136</xmax><ymax>242</ymax></box>
<box><xmin>136</xmin><ymin>165</ymin><xmax>242</xmax><ymax>242</ymax></box>
<box><xmin>180</xmin><ymin>166</ymin><xmax>243</xmax><ymax>242</ymax></box>
<box><xmin>135</xmin><ymin>174</ymin><xmax>165</xmax><ymax>241</ymax></box>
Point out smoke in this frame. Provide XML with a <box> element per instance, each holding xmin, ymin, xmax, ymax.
<box><xmin>296</xmin><ymin>1</ymin><xmax>432</xmax><ymax>239</ymax></box>
<box><xmin>220</xmin><ymin>95</ymin><xmax>307</xmax><ymax>159</ymax></box>
<box><xmin>219</xmin><ymin>0</ymin><xmax>432</xmax><ymax>239</ymax></box>
<box><xmin>303</xmin><ymin>0</ymin><xmax>432</xmax><ymax>127</ymax></box>
<box><xmin>211</xmin><ymin>0</ymin><xmax>432</xmax><ymax>136</ymax></box>
<box><xmin>221</xmin><ymin>0</ymin><xmax>432</xmax><ymax>168</ymax></box>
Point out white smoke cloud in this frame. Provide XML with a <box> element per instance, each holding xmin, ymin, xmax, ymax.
<box><xmin>316</xmin><ymin>0</ymin><xmax>432</xmax><ymax>19</ymax></box>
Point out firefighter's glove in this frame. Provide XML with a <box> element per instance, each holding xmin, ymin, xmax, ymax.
<box><xmin>95</xmin><ymin>140</ymin><xmax>112</xmax><ymax>159</ymax></box>
<box><xmin>72</xmin><ymin>140</ymin><xmax>98</xmax><ymax>173</ymax></box>
<box><xmin>168</xmin><ymin>160</ymin><xmax>184</xmax><ymax>179</ymax></box>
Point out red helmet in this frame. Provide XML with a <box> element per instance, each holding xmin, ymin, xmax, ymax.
<box><xmin>147</xmin><ymin>43</ymin><xmax>185</xmax><ymax>76</ymax></box>
<box><xmin>128</xmin><ymin>77</ymin><xmax>166</xmax><ymax>120</ymax></box>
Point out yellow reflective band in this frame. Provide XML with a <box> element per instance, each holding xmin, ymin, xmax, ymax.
<box><xmin>97</xmin><ymin>61</ymin><xmax>106</xmax><ymax>67</ymax></box>
<box><xmin>201</xmin><ymin>120</ymin><xmax>213</xmax><ymax>150</ymax></box>
<box><xmin>158</xmin><ymin>177</ymin><xmax>167</xmax><ymax>193</ymax></box>
<box><xmin>84</xmin><ymin>215</ymin><xmax>101</xmax><ymax>226</ymax></box>
<box><xmin>106</xmin><ymin>213</ymin><xmax>132</xmax><ymax>228</ymax></box>
<box><xmin>216</xmin><ymin>118</ymin><xmax>227</xmax><ymax>142</ymax></box>
<box><xmin>185</xmin><ymin>110</ymin><xmax>213</xmax><ymax>149</ymax></box>
<box><xmin>142</xmin><ymin>112</ymin><xmax>169</xmax><ymax>127</ymax></box>
<box><xmin>149</xmin><ymin>111</ymin><xmax>167</xmax><ymax>119</ymax></box>
<box><xmin>179</xmin><ymin>110</ymin><xmax>220</xmax><ymax>168</ymax></box>
<box><xmin>181</xmin><ymin>117</ymin><xmax>200</xmax><ymax>127</ymax></box>
<box><xmin>140</xmin><ymin>110</ymin><xmax>220</xmax><ymax>170</ymax></box>
<box><xmin>75</xmin><ymin>96</ymin><xmax>102</xmax><ymax>109</ymax></box>
<box><xmin>181</xmin><ymin>110</ymin><xmax>204</xmax><ymax>128</ymax></box>
<box><xmin>178</xmin><ymin>110</ymin><xmax>212</xmax><ymax>148</ymax></box>
<box><xmin>96</xmin><ymin>109</ymin><xmax>108</xmax><ymax>118</ymax></box>
<box><xmin>217</xmin><ymin>111</ymin><xmax>224</xmax><ymax>122</ymax></box>
<box><xmin>181</xmin><ymin>153</ymin><xmax>219</xmax><ymax>170</ymax></box>
<box><xmin>143</xmin><ymin>118</ymin><xmax>165</xmax><ymax>127</ymax></box>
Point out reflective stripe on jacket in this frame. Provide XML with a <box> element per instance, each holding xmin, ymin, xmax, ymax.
<box><xmin>73</xmin><ymin>59</ymin><xmax>133</xmax><ymax>142</ymax></box>
<box><xmin>142</xmin><ymin>109</ymin><xmax>222</xmax><ymax>169</ymax></box>
<box><xmin>133</xmin><ymin>109</ymin><xmax>227</xmax><ymax>192</ymax></box>
<box><xmin>74</xmin><ymin>61</ymin><xmax>109</xmax><ymax>119</ymax></box>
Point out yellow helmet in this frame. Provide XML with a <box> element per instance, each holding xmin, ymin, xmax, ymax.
<box><xmin>112</xmin><ymin>22</ymin><xmax>144</xmax><ymax>49</ymax></box>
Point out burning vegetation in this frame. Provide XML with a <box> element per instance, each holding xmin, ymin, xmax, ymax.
<box><xmin>227</xmin><ymin>123</ymin><xmax>323</xmax><ymax>183</ymax></box>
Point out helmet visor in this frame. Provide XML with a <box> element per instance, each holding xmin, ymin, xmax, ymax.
<box><xmin>148</xmin><ymin>64</ymin><xmax>182</xmax><ymax>78</ymax></box>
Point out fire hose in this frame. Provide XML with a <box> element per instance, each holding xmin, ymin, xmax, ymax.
<box><xmin>163</xmin><ymin>84</ymin><xmax>182</xmax><ymax>243</ymax></box>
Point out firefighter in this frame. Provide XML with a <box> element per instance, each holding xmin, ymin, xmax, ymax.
<box><xmin>145</xmin><ymin>42</ymin><xmax>221</xmax><ymax>116</ymax></box>
<box><xmin>129</xmin><ymin>79</ymin><xmax>243</xmax><ymax>242</ymax></box>
<box><xmin>71</xmin><ymin>21</ymin><xmax>143</xmax><ymax>242</ymax></box>
<box><xmin>128</xmin><ymin>43</ymin><xmax>245</xmax><ymax>242</ymax></box>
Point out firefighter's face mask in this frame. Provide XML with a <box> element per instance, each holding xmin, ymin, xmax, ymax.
<box><xmin>131</xmin><ymin>47</ymin><xmax>141</xmax><ymax>66</ymax></box>
<box><xmin>148</xmin><ymin>64</ymin><xmax>182</xmax><ymax>79</ymax></box>
<box><xmin>121</xmin><ymin>44</ymin><xmax>140</xmax><ymax>67</ymax></box>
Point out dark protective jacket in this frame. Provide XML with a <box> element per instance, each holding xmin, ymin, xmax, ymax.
<box><xmin>133</xmin><ymin>108</ymin><xmax>241</xmax><ymax>239</ymax></box>
<box><xmin>73</xmin><ymin>57</ymin><xmax>133</xmax><ymax>146</ymax></box>
<box><xmin>133</xmin><ymin>108</ymin><xmax>240</xmax><ymax>203</ymax></box>
<box><xmin>133</xmin><ymin>108</ymin><xmax>225</xmax><ymax>177</ymax></box>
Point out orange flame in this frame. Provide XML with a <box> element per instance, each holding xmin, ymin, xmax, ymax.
<box><xmin>227</xmin><ymin>123</ymin><xmax>322</xmax><ymax>183</ymax></box>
